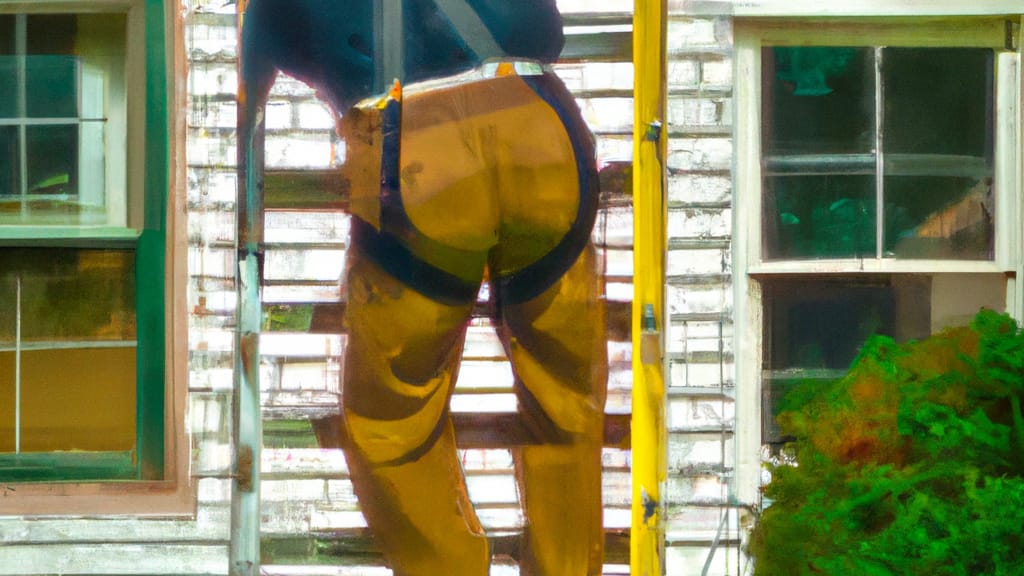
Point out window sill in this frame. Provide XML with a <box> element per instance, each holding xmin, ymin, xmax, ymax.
<box><xmin>0</xmin><ymin>226</ymin><xmax>140</xmax><ymax>244</ymax></box>
<box><xmin>0</xmin><ymin>451</ymin><xmax>137</xmax><ymax>483</ymax></box>
<box><xmin>0</xmin><ymin>477</ymin><xmax>196</xmax><ymax>517</ymax></box>
<box><xmin>748</xmin><ymin>258</ymin><xmax>1010</xmax><ymax>275</ymax></box>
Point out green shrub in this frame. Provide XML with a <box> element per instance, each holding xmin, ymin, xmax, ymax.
<box><xmin>748</xmin><ymin>309</ymin><xmax>1024</xmax><ymax>576</ymax></box>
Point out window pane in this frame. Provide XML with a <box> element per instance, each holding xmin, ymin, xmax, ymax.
<box><xmin>0</xmin><ymin>15</ymin><xmax>14</xmax><ymax>118</ymax></box>
<box><xmin>762</xmin><ymin>47</ymin><xmax>878</xmax><ymax>260</ymax></box>
<box><xmin>761</xmin><ymin>275</ymin><xmax>932</xmax><ymax>444</ymax></box>
<box><xmin>0</xmin><ymin>13</ymin><xmax>126</xmax><ymax>230</ymax></box>
<box><xmin>761</xmin><ymin>274</ymin><xmax>1005</xmax><ymax>444</ymax></box>
<box><xmin>764</xmin><ymin>276</ymin><xmax>930</xmax><ymax>371</ymax></box>
<box><xmin>0</xmin><ymin>123</ymin><xmax>116</xmax><ymax>227</ymax></box>
<box><xmin>884</xmin><ymin>175</ymin><xmax>994</xmax><ymax>259</ymax></box>
<box><xmin>883</xmin><ymin>48</ymin><xmax>993</xmax><ymax>157</ymax></box>
<box><xmin>26</xmin><ymin>15</ymin><xmax>78</xmax><ymax>118</ymax></box>
<box><xmin>25</xmin><ymin>56</ymin><xmax>79</xmax><ymax>118</ymax></box>
<box><xmin>26</xmin><ymin>123</ymin><xmax>78</xmax><ymax>196</ymax></box>
<box><xmin>763</xmin><ymin>175</ymin><xmax>876</xmax><ymax>259</ymax></box>
<box><xmin>0</xmin><ymin>248</ymin><xmax>136</xmax><ymax>457</ymax></box>
<box><xmin>882</xmin><ymin>49</ymin><xmax>995</xmax><ymax>260</ymax></box>
<box><xmin>762</xmin><ymin>47</ymin><xmax>875</xmax><ymax>156</ymax></box>
<box><xmin>0</xmin><ymin>126</ymin><xmax>18</xmax><ymax>198</ymax></box>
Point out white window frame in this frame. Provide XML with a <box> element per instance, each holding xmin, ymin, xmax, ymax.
<box><xmin>0</xmin><ymin>0</ymin><xmax>145</xmax><ymax>240</ymax></box>
<box><xmin>732</xmin><ymin>14</ymin><xmax>1024</xmax><ymax>506</ymax></box>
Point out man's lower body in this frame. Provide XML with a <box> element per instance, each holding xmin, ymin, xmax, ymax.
<box><xmin>335</xmin><ymin>65</ymin><xmax>608</xmax><ymax>576</ymax></box>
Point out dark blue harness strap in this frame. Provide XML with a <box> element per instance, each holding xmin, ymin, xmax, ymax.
<box><xmin>356</xmin><ymin>71</ymin><xmax>597</xmax><ymax>309</ymax></box>
<box><xmin>350</xmin><ymin>217</ymin><xmax>481</xmax><ymax>306</ymax></box>
<box><xmin>496</xmin><ymin>73</ymin><xmax>600</xmax><ymax>306</ymax></box>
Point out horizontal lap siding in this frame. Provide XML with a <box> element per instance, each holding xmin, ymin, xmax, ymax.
<box><xmin>0</xmin><ymin>544</ymin><xmax>228</xmax><ymax>576</ymax></box>
<box><xmin>243</xmin><ymin>2</ymin><xmax>639</xmax><ymax>574</ymax></box>
<box><xmin>0</xmin><ymin>1</ymin><xmax>705</xmax><ymax>574</ymax></box>
<box><xmin>0</xmin><ymin>2</ymin><xmax>236</xmax><ymax>575</ymax></box>
<box><xmin>664</xmin><ymin>9</ymin><xmax>749</xmax><ymax>576</ymax></box>
<box><xmin>186</xmin><ymin>11</ymin><xmax>241</xmax><ymax>537</ymax></box>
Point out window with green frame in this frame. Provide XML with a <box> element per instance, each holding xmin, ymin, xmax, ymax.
<box><xmin>0</xmin><ymin>1</ymin><xmax>167</xmax><ymax>483</ymax></box>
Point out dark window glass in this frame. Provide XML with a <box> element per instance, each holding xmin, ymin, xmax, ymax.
<box><xmin>762</xmin><ymin>46</ymin><xmax>995</xmax><ymax>262</ymax></box>
<box><xmin>764</xmin><ymin>276</ymin><xmax>930</xmax><ymax>371</ymax></box>
<box><xmin>0</xmin><ymin>15</ymin><xmax>14</xmax><ymax>118</ymax></box>
<box><xmin>762</xmin><ymin>47</ymin><xmax>875</xmax><ymax>157</ymax></box>
<box><xmin>0</xmin><ymin>126</ymin><xmax>18</xmax><ymax>197</ymax></box>
<box><xmin>883</xmin><ymin>48</ymin><xmax>993</xmax><ymax>157</ymax></box>
<box><xmin>882</xmin><ymin>48</ymin><xmax>994</xmax><ymax>259</ymax></box>
<box><xmin>26</xmin><ymin>15</ymin><xmax>79</xmax><ymax>118</ymax></box>
<box><xmin>26</xmin><ymin>125</ymin><xmax>77</xmax><ymax>199</ymax></box>
<box><xmin>763</xmin><ymin>175</ymin><xmax>876</xmax><ymax>259</ymax></box>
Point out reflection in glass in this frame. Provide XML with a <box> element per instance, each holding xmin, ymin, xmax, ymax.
<box><xmin>761</xmin><ymin>275</ymin><xmax>932</xmax><ymax>444</ymax></box>
<box><xmin>25</xmin><ymin>15</ymin><xmax>79</xmax><ymax>118</ymax></box>
<box><xmin>26</xmin><ymin>124</ymin><xmax>77</xmax><ymax>195</ymax></box>
<box><xmin>0</xmin><ymin>127</ymin><xmax>17</xmax><ymax>197</ymax></box>
<box><xmin>0</xmin><ymin>249</ymin><xmax>136</xmax><ymax>344</ymax></box>
<box><xmin>761</xmin><ymin>274</ymin><xmax>1005</xmax><ymax>445</ymax></box>
<box><xmin>882</xmin><ymin>48</ymin><xmax>994</xmax><ymax>260</ymax></box>
<box><xmin>762</xmin><ymin>47</ymin><xmax>875</xmax><ymax>156</ymax></box>
<box><xmin>762</xmin><ymin>46</ymin><xmax>877</xmax><ymax>261</ymax></box>
<box><xmin>0</xmin><ymin>15</ymin><xmax>14</xmax><ymax>118</ymax></box>
<box><xmin>885</xmin><ymin>176</ymin><xmax>993</xmax><ymax>259</ymax></box>
<box><xmin>763</xmin><ymin>175</ymin><xmax>876</xmax><ymax>259</ymax></box>
<box><xmin>0</xmin><ymin>248</ymin><xmax>136</xmax><ymax>455</ymax></box>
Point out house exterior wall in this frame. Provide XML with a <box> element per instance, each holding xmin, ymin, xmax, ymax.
<box><xmin>664</xmin><ymin>3</ymin><xmax>1023</xmax><ymax>576</ymax></box>
<box><xmin>8</xmin><ymin>1</ymin><xmax>1018</xmax><ymax>575</ymax></box>
<box><xmin>7</xmin><ymin>0</ymin><xmax>643</xmax><ymax>574</ymax></box>
<box><xmin>0</xmin><ymin>1</ymin><xmax>233</xmax><ymax>573</ymax></box>
<box><xmin>662</xmin><ymin>10</ymin><xmax>743</xmax><ymax>574</ymax></box>
<box><xmin>6</xmin><ymin>0</ymin><xmax>736</xmax><ymax>573</ymax></box>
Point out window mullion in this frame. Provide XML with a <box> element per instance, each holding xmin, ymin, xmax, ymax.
<box><xmin>15</xmin><ymin>14</ymin><xmax>26</xmax><ymax>205</ymax></box>
<box><xmin>14</xmin><ymin>274</ymin><xmax>21</xmax><ymax>455</ymax></box>
<box><xmin>874</xmin><ymin>46</ymin><xmax>884</xmax><ymax>260</ymax></box>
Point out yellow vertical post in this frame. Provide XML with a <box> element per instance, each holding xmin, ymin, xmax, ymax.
<box><xmin>632</xmin><ymin>1</ymin><xmax>668</xmax><ymax>575</ymax></box>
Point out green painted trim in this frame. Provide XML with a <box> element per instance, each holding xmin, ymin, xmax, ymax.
<box><xmin>0</xmin><ymin>451</ymin><xmax>136</xmax><ymax>483</ymax></box>
<box><xmin>0</xmin><ymin>226</ymin><xmax>141</xmax><ymax>242</ymax></box>
<box><xmin>135</xmin><ymin>0</ymin><xmax>168</xmax><ymax>481</ymax></box>
<box><xmin>0</xmin><ymin>2</ymin><xmax>170</xmax><ymax>483</ymax></box>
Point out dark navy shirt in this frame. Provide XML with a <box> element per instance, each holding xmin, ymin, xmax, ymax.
<box><xmin>241</xmin><ymin>0</ymin><xmax>564</xmax><ymax>112</ymax></box>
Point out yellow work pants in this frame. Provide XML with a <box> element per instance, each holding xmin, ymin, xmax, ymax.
<box><xmin>336</xmin><ymin>65</ymin><xmax>608</xmax><ymax>576</ymax></box>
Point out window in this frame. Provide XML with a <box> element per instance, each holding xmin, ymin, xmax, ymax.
<box><xmin>760</xmin><ymin>273</ymin><xmax>1006</xmax><ymax>444</ymax></box>
<box><xmin>764</xmin><ymin>46</ymin><xmax>995</xmax><ymax>261</ymax></box>
<box><xmin>0</xmin><ymin>13</ymin><xmax>127</xmax><ymax>229</ymax></box>
<box><xmin>733</xmin><ymin>18</ymin><xmax>1021</xmax><ymax>475</ymax></box>
<box><xmin>0</xmin><ymin>1</ymin><xmax>177</xmax><ymax>494</ymax></box>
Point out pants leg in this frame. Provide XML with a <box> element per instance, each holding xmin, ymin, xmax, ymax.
<box><xmin>338</xmin><ymin>242</ymin><xmax>489</xmax><ymax>576</ymax></box>
<box><xmin>496</xmin><ymin>244</ymin><xmax>608</xmax><ymax>576</ymax></box>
